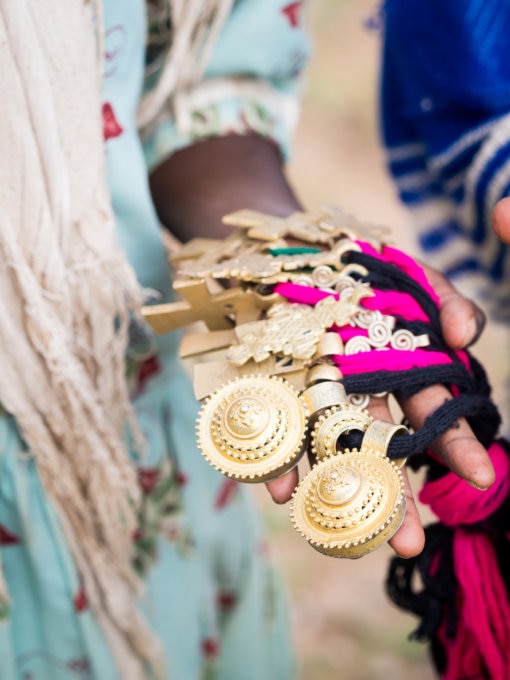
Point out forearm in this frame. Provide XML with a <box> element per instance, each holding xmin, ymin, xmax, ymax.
<box><xmin>149</xmin><ymin>134</ymin><xmax>302</xmax><ymax>243</ymax></box>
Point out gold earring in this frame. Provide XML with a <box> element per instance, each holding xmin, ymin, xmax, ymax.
<box><xmin>197</xmin><ymin>375</ymin><xmax>309</xmax><ymax>482</ymax></box>
<box><xmin>291</xmin><ymin>419</ymin><xmax>407</xmax><ymax>558</ymax></box>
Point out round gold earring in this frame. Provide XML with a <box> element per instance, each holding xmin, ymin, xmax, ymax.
<box><xmin>197</xmin><ymin>375</ymin><xmax>309</xmax><ymax>482</ymax></box>
<box><xmin>291</xmin><ymin>419</ymin><xmax>407</xmax><ymax>558</ymax></box>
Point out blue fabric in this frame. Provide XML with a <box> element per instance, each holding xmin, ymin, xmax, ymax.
<box><xmin>382</xmin><ymin>1</ymin><xmax>510</xmax><ymax>144</ymax></box>
<box><xmin>381</xmin><ymin>0</ymin><xmax>510</xmax><ymax>320</ymax></box>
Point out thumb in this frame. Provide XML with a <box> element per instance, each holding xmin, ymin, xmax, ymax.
<box><xmin>492</xmin><ymin>196</ymin><xmax>510</xmax><ymax>244</ymax></box>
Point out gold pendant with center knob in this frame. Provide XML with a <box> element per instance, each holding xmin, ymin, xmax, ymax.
<box><xmin>291</xmin><ymin>445</ymin><xmax>405</xmax><ymax>558</ymax></box>
<box><xmin>197</xmin><ymin>375</ymin><xmax>309</xmax><ymax>482</ymax></box>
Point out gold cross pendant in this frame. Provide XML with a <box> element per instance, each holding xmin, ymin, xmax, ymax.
<box><xmin>142</xmin><ymin>279</ymin><xmax>280</xmax><ymax>334</ymax></box>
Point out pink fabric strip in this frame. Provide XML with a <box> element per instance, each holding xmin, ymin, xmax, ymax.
<box><xmin>356</xmin><ymin>240</ymin><xmax>441</xmax><ymax>307</ymax></box>
<box><xmin>423</xmin><ymin>441</ymin><xmax>510</xmax><ymax>680</ymax></box>
<box><xmin>274</xmin><ymin>282</ymin><xmax>430</xmax><ymax>322</ymax></box>
<box><xmin>455</xmin><ymin>348</ymin><xmax>471</xmax><ymax>370</ymax></box>
<box><xmin>274</xmin><ymin>282</ymin><xmax>329</xmax><ymax>305</ymax></box>
<box><xmin>273</xmin><ymin>279</ymin><xmax>463</xmax><ymax>374</ymax></box>
<box><xmin>442</xmin><ymin>532</ymin><xmax>510</xmax><ymax>680</ymax></box>
<box><xmin>332</xmin><ymin>349</ymin><xmax>452</xmax><ymax>375</ymax></box>
<box><xmin>362</xmin><ymin>290</ymin><xmax>429</xmax><ymax>322</ymax></box>
<box><xmin>419</xmin><ymin>440</ymin><xmax>510</xmax><ymax>526</ymax></box>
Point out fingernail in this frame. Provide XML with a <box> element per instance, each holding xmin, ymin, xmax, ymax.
<box><xmin>462</xmin><ymin>318</ymin><xmax>478</xmax><ymax>348</ymax></box>
<box><xmin>467</xmin><ymin>479</ymin><xmax>487</xmax><ymax>491</ymax></box>
<box><xmin>464</xmin><ymin>310</ymin><xmax>486</xmax><ymax>348</ymax></box>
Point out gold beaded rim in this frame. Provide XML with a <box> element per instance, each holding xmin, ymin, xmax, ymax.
<box><xmin>290</xmin><ymin>449</ymin><xmax>405</xmax><ymax>558</ymax></box>
<box><xmin>197</xmin><ymin>375</ymin><xmax>309</xmax><ymax>482</ymax></box>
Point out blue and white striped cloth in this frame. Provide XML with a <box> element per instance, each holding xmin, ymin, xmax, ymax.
<box><xmin>381</xmin><ymin>0</ymin><xmax>510</xmax><ymax>321</ymax></box>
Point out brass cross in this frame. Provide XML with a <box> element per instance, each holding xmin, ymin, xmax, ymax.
<box><xmin>142</xmin><ymin>279</ymin><xmax>280</xmax><ymax>334</ymax></box>
<box><xmin>320</xmin><ymin>206</ymin><xmax>392</xmax><ymax>249</ymax></box>
<box><xmin>222</xmin><ymin>209</ymin><xmax>334</xmax><ymax>244</ymax></box>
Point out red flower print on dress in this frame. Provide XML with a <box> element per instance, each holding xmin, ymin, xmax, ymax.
<box><xmin>214</xmin><ymin>478</ymin><xmax>239</xmax><ymax>509</ymax></box>
<box><xmin>73</xmin><ymin>585</ymin><xmax>89</xmax><ymax>613</ymax></box>
<box><xmin>176</xmin><ymin>471</ymin><xmax>188</xmax><ymax>487</ymax></box>
<box><xmin>102</xmin><ymin>102</ymin><xmax>123</xmax><ymax>141</ymax></box>
<box><xmin>138</xmin><ymin>468</ymin><xmax>161</xmax><ymax>495</ymax></box>
<box><xmin>134</xmin><ymin>354</ymin><xmax>162</xmax><ymax>396</ymax></box>
<box><xmin>217</xmin><ymin>591</ymin><xmax>237</xmax><ymax>611</ymax></box>
<box><xmin>0</xmin><ymin>524</ymin><xmax>20</xmax><ymax>545</ymax></box>
<box><xmin>281</xmin><ymin>2</ymin><xmax>302</xmax><ymax>28</ymax></box>
<box><xmin>202</xmin><ymin>637</ymin><xmax>220</xmax><ymax>660</ymax></box>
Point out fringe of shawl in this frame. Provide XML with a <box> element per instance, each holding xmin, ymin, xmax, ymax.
<box><xmin>0</xmin><ymin>0</ymin><xmax>232</xmax><ymax>676</ymax></box>
<box><xmin>138</xmin><ymin>0</ymin><xmax>235</xmax><ymax>135</ymax></box>
<box><xmin>0</xmin><ymin>2</ymin><xmax>162</xmax><ymax>677</ymax></box>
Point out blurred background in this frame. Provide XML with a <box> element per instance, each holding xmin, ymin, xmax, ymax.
<box><xmin>252</xmin><ymin>1</ymin><xmax>510</xmax><ymax>679</ymax></box>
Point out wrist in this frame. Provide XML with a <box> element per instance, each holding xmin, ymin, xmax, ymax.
<box><xmin>149</xmin><ymin>133</ymin><xmax>302</xmax><ymax>242</ymax></box>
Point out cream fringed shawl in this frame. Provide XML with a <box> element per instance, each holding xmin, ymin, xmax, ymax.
<box><xmin>0</xmin><ymin>2</ymin><xmax>162</xmax><ymax>678</ymax></box>
<box><xmin>0</xmin><ymin>0</ymin><xmax>232</xmax><ymax>677</ymax></box>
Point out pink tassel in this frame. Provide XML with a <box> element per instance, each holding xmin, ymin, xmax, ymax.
<box><xmin>419</xmin><ymin>442</ymin><xmax>510</xmax><ymax>680</ymax></box>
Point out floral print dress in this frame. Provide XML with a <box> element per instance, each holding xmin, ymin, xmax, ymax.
<box><xmin>0</xmin><ymin>1</ymin><xmax>310</xmax><ymax>678</ymax></box>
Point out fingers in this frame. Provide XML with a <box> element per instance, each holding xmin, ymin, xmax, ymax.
<box><xmin>265</xmin><ymin>467</ymin><xmax>299</xmax><ymax>504</ymax></box>
<box><xmin>388</xmin><ymin>468</ymin><xmax>425</xmax><ymax>558</ymax></box>
<box><xmin>492</xmin><ymin>196</ymin><xmax>510</xmax><ymax>244</ymax></box>
<box><xmin>264</xmin><ymin>395</ymin><xmax>397</xmax><ymax>505</ymax></box>
<box><xmin>265</xmin><ymin>381</ymin><xmax>495</xmax><ymax>562</ymax></box>
<box><xmin>401</xmin><ymin>385</ymin><xmax>495</xmax><ymax>490</ymax></box>
<box><xmin>420</xmin><ymin>262</ymin><xmax>485</xmax><ymax>349</ymax></box>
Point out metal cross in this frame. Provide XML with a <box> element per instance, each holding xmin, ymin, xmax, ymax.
<box><xmin>142</xmin><ymin>279</ymin><xmax>280</xmax><ymax>334</ymax></box>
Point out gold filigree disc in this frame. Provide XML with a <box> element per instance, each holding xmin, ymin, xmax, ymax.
<box><xmin>197</xmin><ymin>375</ymin><xmax>308</xmax><ymax>482</ymax></box>
<box><xmin>291</xmin><ymin>449</ymin><xmax>405</xmax><ymax>558</ymax></box>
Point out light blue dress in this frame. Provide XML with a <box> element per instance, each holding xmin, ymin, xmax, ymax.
<box><xmin>0</xmin><ymin>1</ymin><xmax>310</xmax><ymax>678</ymax></box>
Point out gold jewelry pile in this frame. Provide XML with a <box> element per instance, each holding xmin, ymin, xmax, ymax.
<box><xmin>143</xmin><ymin>207</ymin><xmax>426</xmax><ymax>558</ymax></box>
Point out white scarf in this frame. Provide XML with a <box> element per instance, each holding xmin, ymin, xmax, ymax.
<box><xmin>0</xmin><ymin>0</ymin><xmax>231</xmax><ymax>676</ymax></box>
<box><xmin>0</xmin><ymin>1</ymin><xmax>158</xmax><ymax>676</ymax></box>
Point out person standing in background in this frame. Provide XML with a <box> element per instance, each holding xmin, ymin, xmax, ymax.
<box><xmin>381</xmin><ymin>0</ymin><xmax>510</xmax><ymax>420</ymax></box>
<box><xmin>380</xmin><ymin>4</ymin><xmax>510</xmax><ymax>679</ymax></box>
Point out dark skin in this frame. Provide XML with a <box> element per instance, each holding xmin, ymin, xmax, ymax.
<box><xmin>150</xmin><ymin>133</ymin><xmax>494</xmax><ymax>559</ymax></box>
<box><xmin>150</xmin><ymin>134</ymin><xmax>301</xmax><ymax>243</ymax></box>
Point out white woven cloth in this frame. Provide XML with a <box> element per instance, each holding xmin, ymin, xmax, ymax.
<box><xmin>0</xmin><ymin>2</ymin><xmax>165</xmax><ymax>677</ymax></box>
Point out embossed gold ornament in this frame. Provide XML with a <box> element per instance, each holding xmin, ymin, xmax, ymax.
<box><xmin>390</xmin><ymin>329</ymin><xmax>430</xmax><ymax>351</ymax></box>
<box><xmin>197</xmin><ymin>375</ymin><xmax>308</xmax><ymax>482</ymax></box>
<box><xmin>361</xmin><ymin>420</ymin><xmax>408</xmax><ymax>468</ymax></box>
<box><xmin>291</xmin><ymin>422</ymin><xmax>406</xmax><ymax>558</ymax></box>
<box><xmin>178</xmin><ymin>251</ymin><xmax>282</xmax><ymax>281</ymax></box>
<box><xmin>319</xmin><ymin>205</ymin><xmax>393</xmax><ymax>250</ymax></box>
<box><xmin>227</xmin><ymin>286</ymin><xmax>373</xmax><ymax>366</ymax></box>
<box><xmin>222</xmin><ymin>207</ymin><xmax>392</xmax><ymax>248</ymax></box>
<box><xmin>311</xmin><ymin>405</ymin><xmax>373</xmax><ymax>460</ymax></box>
<box><xmin>177</xmin><ymin>240</ymin><xmax>361</xmax><ymax>284</ymax></box>
<box><xmin>305</xmin><ymin>363</ymin><xmax>343</xmax><ymax>386</ymax></box>
<box><xmin>300</xmin><ymin>380</ymin><xmax>348</xmax><ymax>422</ymax></box>
<box><xmin>143</xmin><ymin>279</ymin><xmax>280</xmax><ymax>334</ymax></box>
<box><xmin>223</xmin><ymin>208</ymin><xmax>342</xmax><ymax>244</ymax></box>
<box><xmin>143</xmin><ymin>206</ymin><xmax>391</xmax><ymax>336</ymax></box>
<box><xmin>347</xmin><ymin>393</ymin><xmax>370</xmax><ymax>409</ymax></box>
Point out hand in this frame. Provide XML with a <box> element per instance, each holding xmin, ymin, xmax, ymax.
<box><xmin>266</xmin><ymin>264</ymin><xmax>494</xmax><ymax>559</ymax></box>
<box><xmin>150</xmin><ymin>134</ymin><xmax>494</xmax><ymax>559</ymax></box>
<box><xmin>492</xmin><ymin>196</ymin><xmax>510</xmax><ymax>244</ymax></box>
